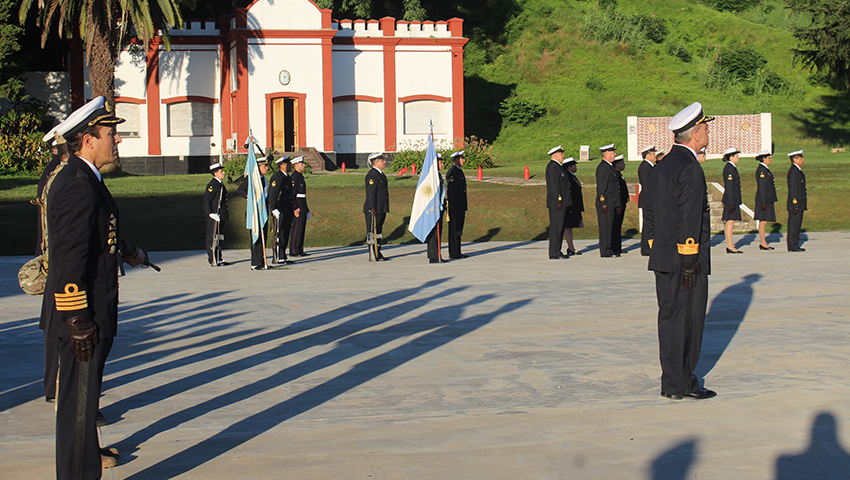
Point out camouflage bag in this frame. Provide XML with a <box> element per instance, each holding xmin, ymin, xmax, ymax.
<box><xmin>18</xmin><ymin>254</ymin><xmax>48</xmax><ymax>295</ymax></box>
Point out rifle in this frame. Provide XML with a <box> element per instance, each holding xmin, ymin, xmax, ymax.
<box><xmin>368</xmin><ymin>212</ymin><xmax>377</xmax><ymax>262</ymax></box>
<box><xmin>272</xmin><ymin>214</ymin><xmax>281</xmax><ymax>263</ymax></box>
<box><xmin>212</xmin><ymin>184</ymin><xmax>225</xmax><ymax>265</ymax></box>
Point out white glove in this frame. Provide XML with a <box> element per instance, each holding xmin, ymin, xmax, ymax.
<box><xmin>272</xmin><ymin>209</ymin><xmax>280</xmax><ymax>219</ymax></box>
<box><xmin>209</xmin><ymin>213</ymin><xmax>220</xmax><ymax>222</ymax></box>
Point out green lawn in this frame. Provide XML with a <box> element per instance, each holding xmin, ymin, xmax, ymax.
<box><xmin>2</xmin><ymin>149</ymin><xmax>848</xmax><ymax>256</ymax></box>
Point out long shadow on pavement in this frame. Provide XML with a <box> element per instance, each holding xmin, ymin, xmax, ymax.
<box><xmin>775</xmin><ymin>412</ymin><xmax>850</xmax><ymax>479</ymax></box>
<box><xmin>649</xmin><ymin>439</ymin><xmax>697</xmax><ymax>480</ymax></box>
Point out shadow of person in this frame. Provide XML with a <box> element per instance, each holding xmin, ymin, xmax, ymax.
<box><xmin>736</xmin><ymin>232</ymin><xmax>757</xmax><ymax>248</ymax></box>
<box><xmin>473</xmin><ymin>227</ymin><xmax>501</xmax><ymax>243</ymax></box>
<box><xmin>776</xmin><ymin>412</ymin><xmax>850</xmax><ymax>479</ymax></box>
<box><xmin>695</xmin><ymin>273</ymin><xmax>760</xmax><ymax>381</ymax></box>
<box><xmin>649</xmin><ymin>439</ymin><xmax>697</xmax><ymax>480</ymax></box>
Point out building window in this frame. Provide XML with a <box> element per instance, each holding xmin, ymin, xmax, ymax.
<box><xmin>115</xmin><ymin>103</ymin><xmax>140</xmax><ymax>138</ymax></box>
<box><xmin>403</xmin><ymin>100</ymin><xmax>446</xmax><ymax>135</ymax></box>
<box><xmin>333</xmin><ymin>100</ymin><xmax>377</xmax><ymax>135</ymax></box>
<box><xmin>167</xmin><ymin>102</ymin><xmax>214</xmax><ymax>137</ymax></box>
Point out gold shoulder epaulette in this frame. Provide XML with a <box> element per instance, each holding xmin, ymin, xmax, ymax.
<box><xmin>677</xmin><ymin>238</ymin><xmax>699</xmax><ymax>255</ymax></box>
<box><xmin>55</xmin><ymin>283</ymin><xmax>87</xmax><ymax>311</ymax></box>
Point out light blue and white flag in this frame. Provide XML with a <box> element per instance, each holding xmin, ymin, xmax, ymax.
<box><xmin>244</xmin><ymin>131</ymin><xmax>268</xmax><ymax>243</ymax></box>
<box><xmin>408</xmin><ymin>134</ymin><xmax>443</xmax><ymax>242</ymax></box>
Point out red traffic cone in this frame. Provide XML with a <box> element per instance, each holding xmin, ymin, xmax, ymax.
<box><xmin>398</xmin><ymin>169</ymin><xmax>403</xmax><ymax>176</ymax></box>
<box><xmin>477</xmin><ymin>165</ymin><xmax>483</xmax><ymax>180</ymax></box>
<box><xmin>412</xmin><ymin>163</ymin><xmax>417</xmax><ymax>175</ymax></box>
<box><xmin>341</xmin><ymin>162</ymin><xmax>346</xmax><ymax>173</ymax></box>
<box><xmin>523</xmin><ymin>166</ymin><xmax>530</xmax><ymax>180</ymax></box>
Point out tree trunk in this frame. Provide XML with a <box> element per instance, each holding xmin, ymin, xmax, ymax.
<box><xmin>86</xmin><ymin>0</ymin><xmax>117</xmax><ymax>109</ymax></box>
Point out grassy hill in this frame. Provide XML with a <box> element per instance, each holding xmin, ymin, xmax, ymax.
<box><xmin>463</xmin><ymin>0</ymin><xmax>850</xmax><ymax>163</ymax></box>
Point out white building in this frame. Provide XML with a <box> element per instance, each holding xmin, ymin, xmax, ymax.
<box><xmin>57</xmin><ymin>0</ymin><xmax>467</xmax><ymax>173</ymax></box>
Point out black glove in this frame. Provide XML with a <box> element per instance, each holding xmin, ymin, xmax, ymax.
<box><xmin>680</xmin><ymin>262</ymin><xmax>700</xmax><ymax>290</ymax></box>
<box><xmin>555</xmin><ymin>204</ymin><xmax>562</xmax><ymax>211</ymax></box>
<box><xmin>615</xmin><ymin>207</ymin><xmax>623</xmax><ymax>215</ymax></box>
<box><xmin>728</xmin><ymin>205</ymin><xmax>736</xmax><ymax>214</ymax></box>
<box><xmin>65</xmin><ymin>314</ymin><xmax>97</xmax><ymax>362</ymax></box>
<box><xmin>601</xmin><ymin>205</ymin><xmax>608</xmax><ymax>214</ymax></box>
<box><xmin>761</xmin><ymin>204</ymin><xmax>768</xmax><ymax>211</ymax></box>
<box><xmin>792</xmin><ymin>208</ymin><xmax>800</xmax><ymax>215</ymax></box>
<box><xmin>370</xmin><ymin>208</ymin><xmax>377</xmax><ymax>217</ymax></box>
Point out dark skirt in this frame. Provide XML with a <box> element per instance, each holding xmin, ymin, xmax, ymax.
<box><xmin>564</xmin><ymin>208</ymin><xmax>583</xmax><ymax>228</ymax></box>
<box><xmin>754</xmin><ymin>202</ymin><xmax>776</xmax><ymax>222</ymax></box>
<box><xmin>722</xmin><ymin>203</ymin><xmax>742</xmax><ymax>221</ymax></box>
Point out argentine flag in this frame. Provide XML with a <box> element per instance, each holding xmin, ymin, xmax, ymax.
<box><xmin>408</xmin><ymin>134</ymin><xmax>444</xmax><ymax>242</ymax></box>
<box><xmin>244</xmin><ymin>132</ymin><xmax>268</xmax><ymax>243</ymax></box>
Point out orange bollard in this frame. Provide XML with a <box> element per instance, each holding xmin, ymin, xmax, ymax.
<box><xmin>477</xmin><ymin>165</ymin><xmax>483</xmax><ymax>180</ymax></box>
<box><xmin>523</xmin><ymin>165</ymin><xmax>530</xmax><ymax>180</ymax></box>
<box><xmin>412</xmin><ymin>163</ymin><xmax>417</xmax><ymax>175</ymax></box>
<box><xmin>341</xmin><ymin>162</ymin><xmax>346</xmax><ymax>173</ymax></box>
<box><xmin>398</xmin><ymin>169</ymin><xmax>403</xmax><ymax>176</ymax></box>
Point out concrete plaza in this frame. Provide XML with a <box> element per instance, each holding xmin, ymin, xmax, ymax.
<box><xmin>1</xmin><ymin>231</ymin><xmax>849</xmax><ymax>479</ymax></box>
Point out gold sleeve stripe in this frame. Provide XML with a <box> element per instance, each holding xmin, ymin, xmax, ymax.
<box><xmin>677</xmin><ymin>238</ymin><xmax>699</xmax><ymax>255</ymax></box>
<box><xmin>648</xmin><ymin>239</ymin><xmax>653</xmax><ymax>249</ymax></box>
<box><xmin>55</xmin><ymin>284</ymin><xmax>88</xmax><ymax>311</ymax></box>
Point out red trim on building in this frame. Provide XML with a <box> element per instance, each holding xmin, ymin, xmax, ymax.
<box><xmin>243</xmin><ymin>30</ymin><xmax>337</xmax><ymax>39</ymax></box>
<box><xmin>381</xmin><ymin>17</ymin><xmax>398</xmax><ymax>152</ymax></box>
<box><xmin>333</xmin><ymin>95</ymin><xmax>383</xmax><ymax>103</ymax></box>
<box><xmin>68</xmin><ymin>40</ymin><xmax>85</xmax><ymax>109</ymax></box>
<box><xmin>398</xmin><ymin>94</ymin><xmax>451</xmax><ymax>103</ymax></box>
<box><xmin>235</xmin><ymin>36</ymin><xmax>250</xmax><ymax>152</ymax></box>
<box><xmin>161</xmin><ymin>96</ymin><xmax>219</xmax><ymax>104</ymax></box>
<box><xmin>448</xmin><ymin>18</ymin><xmax>463</xmax><ymax>37</ymax></box>
<box><xmin>146</xmin><ymin>41</ymin><xmax>162</xmax><ymax>155</ymax></box>
<box><xmin>163</xmin><ymin>37</ymin><xmax>222</xmax><ymax>45</ymax></box>
<box><xmin>264</xmin><ymin>92</ymin><xmax>308</xmax><ymax>150</ymax></box>
<box><xmin>322</xmin><ymin>37</ymin><xmax>334</xmax><ymax>151</ymax></box>
<box><xmin>321</xmin><ymin>9</ymin><xmax>332</xmax><ymax>29</ymax></box>
<box><xmin>115</xmin><ymin>96</ymin><xmax>146</xmax><ymax>104</ymax></box>
<box><xmin>451</xmin><ymin>41</ymin><xmax>465</xmax><ymax>142</ymax></box>
<box><xmin>333</xmin><ymin>37</ymin><xmax>467</xmax><ymax>47</ymax></box>
<box><xmin>220</xmin><ymin>39</ymin><xmax>233</xmax><ymax>151</ymax></box>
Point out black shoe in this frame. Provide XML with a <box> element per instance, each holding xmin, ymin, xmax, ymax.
<box><xmin>549</xmin><ymin>256</ymin><xmax>562</xmax><ymax>260</ymax></box>
<box><xmin>759</xmin><ymin>245</ymin><xmax>774</xmax><ymax>251</ymax></box>
<box><xmin>789</xmin><ymin>247</ymin><xmax>806</xmax><ymax>252</ymax></box>
<box><xmin>377</xmin><ymin>255</ymin><xmax>390</xmax><ymax>261</ymax></box>
<box><xmin>45</xmin><ymin>396</ymin><xmax>55</xmax><ymax>403</ymax></box>
<box><xmin>250</xmin><ymin>265</ymin><xmax>268</xmax><ymax>270</ymax></box>
<box><xmin>567</xmin><ymin>249</ymin><xmax>582</xmax><ymax>256</ymax></box>
<box><xmin>661</xmin><ymin>391</ymin><xmax>683</xmax><ymax>400</ymax></box>
<box><xmin>96</xmin><ymin>411</ymin><xmax>107</xmax><ymax>427</ymax></box>
<box><xmin>683</xmin><ymin>387</ymin><xmax>717</xmax><ymax>400</ymax></box>
<box><xmin>726</xmin><ymin>248</ymin><xmax>743</xmax><ymax>254</ymax></box>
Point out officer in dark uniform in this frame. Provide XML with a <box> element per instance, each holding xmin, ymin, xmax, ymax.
<box><xmin>364</xmin><ymin>153</ymin><xmax>390</xmax><ymax>260</ymax></box>
<box><xmin>237</xmin><ymin>156</ymin><xmax>270</xmax><ymax>269</ymax></box>
<box><xmin>721</xmin><ymin>147</ymin><xmax>743</xmax><ymax>254</ymax></box>
<box><xmin>646</xmin><ymin>101</ymin><xmax>716</xmax><ymax>401</ymax></box>
<box><xmin>42</xmin><ymin>96</ymin><xmax>148</xmax><ymax>479</ymax></box>
<box><xmin>596</xmin><ymin>143</ymin><xmax>621</xmax><ymax>257</ymax></box>
<box><xmin>290</xmin><ymin>156</ymin><xmax>309</xmax><ymax>257</ymax></box>
<box><xmin>447</xmin><ymin>150</ymin><xmax>468</xmax><ymax>259</ymax></box>
<box><xmin>267</xmin><ymin>155</ymin><xmax>293</xmax><ymax>263</ymax></box>
<box><xmin>613</xmin><ymin>155</ymin><xmax>628</xmax><ymax>253</ymax></box>
<box><xmin>786</xmin><ymin>150</ymin><xmax>807</xmax><ymax>252</ymax></box>
<box><xmin>638</xmin><ymin>145</ymin><xmax>657</xmax><ymax>256</ymax></box>
<box><xmin>562</xmin><ymin>156</ymin><xmax>584</xmax><ymax>256</ymax></box>
<box><xmin>754</xmin><ymin>149</ymin><xmax>777</xmax><ymax>250</ymax></box>
<box><xmin>203</xmin><ymin>163</ymin><xmax>229</xmax><ymax>266</ymax></box>
<box><xmin>426</xmin><ymin>153</ymin><xmax>447</xmax><ymax>263</ymax></box>
<box><xmin>546</xmin><ymin>145</ymin><xmax>572</xmax><ymax>259</ymax></box>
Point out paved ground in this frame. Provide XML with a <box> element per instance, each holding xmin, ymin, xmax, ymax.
<box><xmin>2</xmin><ymin>231</ymin><xmax>849</xmax><ymax>479</ymax></box>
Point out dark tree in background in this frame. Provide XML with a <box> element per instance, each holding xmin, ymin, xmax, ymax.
<box><xmin>0</xmin><ymin>0</ymin><xmax>25</xmax><ymax>101</ymax></box>
<box><xmin>787</xmin><ymin>0</ymin><xmax>850</xmax><ymax>91</ymax></box>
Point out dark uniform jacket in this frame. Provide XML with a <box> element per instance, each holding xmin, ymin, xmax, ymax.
<box><xmin>595</xmin><ymin>160</ymin><xmax>620</xmax><ymax>209</ymax></box>
<box><xmin>41</xmin><ymin>155</ymin><xmax>120</xmax><ymax>339</ymax></box>
<box><xmin>637</xmin><ymin>159</ymin><xmax>653</xmax><ymax>209</ymax></box>
<box><xmin>446</xmin><ymin>165</ymin><xmax>467</xmax><ymax>212</ymax></box>
<box><xmin>291</xmin><ymin>170</ymin><xmax>309</xmax><ymax>213</ymax></box>
<box><xmin>617</xmin><ymin>172</ymin><xmax>629</xmax><ymax>208</ymax></box>
<box><xmin>203</xmin><ymin>178</ymin><xmax>229</xmax><ymax>221</ymax></box>
<box><xmin>787</xmin><ymin>165</ymin><xmax>807</xmax><ymax>211</ymax></box>
<box><xmin>567</xmin><ymin>171</ymin><xmax>584</xmax><ymax>212</ymax></box>
<box><xmin>546</xmin><ymin>160</ymin><xmax>572</xmax><ymax>208</ymax></box>
<box><xmin>721</xmin><ymin>162</ymin><xmax>741</xmax><ymax>207</ymax></box>
<box><xmin>646</xmin><ymin>144</ymin><xmax>711</xmax><ymax>275</ymax></box>
<box><xmin>754</xmin><ymin>163</ymin><xmax>777</xmax><ymax>206</ymax></box>
<box><xmin>364</xmin><ymin>167</ymin><xmax>389</xmax><ymax>213</ymax></box>
<box><xmin>267</xmin><ymin>170</ymin><xmax>294</xmax><ymax>215</ymax></box>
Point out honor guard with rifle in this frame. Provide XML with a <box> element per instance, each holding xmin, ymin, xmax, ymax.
<box><xmin>290</xmin><ymin>156</ymin><xmax>309</xmax><ymax>257</ymax></box>
<box><xmin>267</xmin><ymin>155</ymin><xmax>293</xmax><ymax>263</ymax></box>
<box><xmin>364</xmin><ymin>152</ymin><xmax>390</xmax><ymax>261</ymax></box>
<box><xmin>204</xmin><ymin>163</ymin><xmax>229</xmax><ymax>266</ymax></box>
<box><xmin>426</xmin><ymin>153</ymin><xmax>447</xmax><ymax>264</ymax></box>
<box><xmin>447</xmin><ymin>150</ymin><xmax>468</xmax><ymax>259</ymax></box>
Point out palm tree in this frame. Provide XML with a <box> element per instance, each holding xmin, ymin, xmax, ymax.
<box><xmin>19</xmin><ymin>0</ymin><xmax>184</xmax><ymax>107</ymax></box>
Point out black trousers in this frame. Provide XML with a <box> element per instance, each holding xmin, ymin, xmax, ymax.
<box><xmin>250</xmin><ymin>223</ymin><xmax>268</xmax><ymax>268</ymax></box>
<box><xmin>612</xmin><ymin>206</ymin><xmax>625</xmax><ymax>255</ymax></box>
<box><xmin>654</xmin><ymin>271</ymin><xmax>708</xmax><ymax>396</ymax></box>
<box><xmin>426</xmin><ymin>214</ymin><xmax>444</xmax><ymax>260</ymax></box>
<box><xmin>56</xmin><ymin>337</ymin><xmax>113</xmax><ymax>480</ymax></box>
<box><xmin>548</xmin><ymin>207</ymin><xmax>566</xmax><ymax>258</ymax></box>
<box><xmin>640</xmin><ymin>208</ymin><xmax>651</xmax><ymax>256</ymax></box>
<box><xmin>787</xmin><ymin>210</ymin><xmax>804</xmax><ymax>250</ymax></box>
<box><xmin>44</xmin><ymin>331</ymin><xmax>59</xmax><ymax>399</ymax></box>
<box><xmin>273</xmin><ymin>214</ymin><xmax>293</xmax><ymax>260</ymax></box>
<box><xmin>290</xmin><ymin>213</ymin><xmax>307</xmax><ymax>256</ymax></box>
<box><xmin>448</xmin><ymin>209</ymin><xmax>465</xmax><ymax>258</ymax></box>
<box><xmin>365</xmin><ymin>211</ymin><xmax>386</xmax><ymax>257</ymax></box>
<box><xmin>205</xmin><ymin>218</ymin><xmax>223</xmax><ymax>265</ymax></box>
<box><xmin>597</xmin><ymin>206</ymin><xmax>615</xmax><ymax>257</ymax></box>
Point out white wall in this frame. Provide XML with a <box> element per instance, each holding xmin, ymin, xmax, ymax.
<box><xmin>246</xmin><ymin>0</ymin><xmax>323</xmax><ymax>31</ymax></box>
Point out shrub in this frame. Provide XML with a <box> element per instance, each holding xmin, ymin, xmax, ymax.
<box><xmin>390</xmin><ymin>136</ymin><xmax>495</xmax><ymax>172</ymax></box>
<box><xmin>581</xmin><ymin>7</ymin><xmax>648</xmax><ymax>51</ymax></box>
<box><xmin>718</xmin><ymin>47</ymin><xmax>767</xmax><ymax>80</ymax></box>
<box><xmin>0</xmin><ymin>98</ymin><xmax>50</xmax><ymax>172</ymax></box>
<box><xmin>704</xmin><ymin>0</ymin><xmax>762</xmax><ymax>12</ymax></box>
<box><xmin>666</xmin><ymin>42</ymin><xmax>692</xmax><ymax>62</ymax></box>
<box><xmin>222</xmin><ymin>154</ymin><xmax>246</xmax><ymax>179</ymax></box>
<box><xmin>499</xmin><ymin>96</ymin><xmax>546</xmax><ymax>126</ymax></box>
<box><xmin>635</xmin><ymin>15</ymin><xmax>668</xmax><ymax>44</ymax></box>
<box><xmin>585</xmin><ymin>76</ymin><xmax>606</xmax><ymax>91</ymax></box>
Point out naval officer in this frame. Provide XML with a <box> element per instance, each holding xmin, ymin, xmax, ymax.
<box><xmin>786</xmin><ymin>150</ymin><xmax>807</xmax><ymax>252</ymax></box>
<box><xmin>595</xmin><ymin>143</ymin><xmax>621</xmax><ymax>257</ymax></box>
<box><xmin>546</xmin><ymin>145</ymin><xmax>572</xmax><ymax>259</ymax></box>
